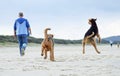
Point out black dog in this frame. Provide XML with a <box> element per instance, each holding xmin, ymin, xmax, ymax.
<box><xmin>82</xmin><ymin>18</ymin><xmax>101</xmax><ymax>54</ymax></box>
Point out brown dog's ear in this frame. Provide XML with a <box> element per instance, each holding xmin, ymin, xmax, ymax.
<box><xmin>52</xmin><ymin>34</ymin><xmax>54</xmax><ymax>38</ymax></box>
<box><xmin>49</xmin><ymin>34</ymin><xmax>54</xmax><ymax>38</ymax></box>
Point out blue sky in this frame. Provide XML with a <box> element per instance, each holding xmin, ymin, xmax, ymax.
<box><xmin>0</xmin><ymin>0</ymin><xmax>120</xmax><ymax>40</ymax></box>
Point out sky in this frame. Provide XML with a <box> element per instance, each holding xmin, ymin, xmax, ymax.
<box><xmin>0</xmin><ymin>0</ymin><xmax>120</xmax><ymax>40</ymax></box>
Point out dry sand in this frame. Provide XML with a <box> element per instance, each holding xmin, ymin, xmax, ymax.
<box><xmin>0</xmin><ymin>44</ymin><xmax>120</xmax><ymax>76</ymax></box>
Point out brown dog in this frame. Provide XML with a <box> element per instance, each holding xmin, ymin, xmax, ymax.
<box><xmin>82</xmin><ymin>18</ymin><xmax>101</xmax><ymax>54</ymax></box>
<box><xmin>41</xmin><ymin>28</ymin><xmax>54</xmax><ymax>61</ymax></box>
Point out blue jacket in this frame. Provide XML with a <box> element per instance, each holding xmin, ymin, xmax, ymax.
<box><xmin>14</xmin><ymin>18</ymin><xmax>30</xmax><ymax>35</ymax></box>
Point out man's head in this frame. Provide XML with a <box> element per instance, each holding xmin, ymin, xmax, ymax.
<box><xmin>19</xmin><ymin>12</ymin><xmax>24</xmax><ymax>17</ymax></box>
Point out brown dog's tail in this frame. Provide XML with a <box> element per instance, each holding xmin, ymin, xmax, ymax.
<box><xmin>44</xmin><ymin>28</ymin><xmax>51</xmax><ymax>38</ymax></box>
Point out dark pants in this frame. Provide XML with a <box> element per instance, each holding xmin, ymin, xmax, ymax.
<box><xmin>17</xmin><ymin>35</ymin><xmax>28</xmax><ymax>56</ymax></box>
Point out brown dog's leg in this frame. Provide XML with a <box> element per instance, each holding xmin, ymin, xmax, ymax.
<box><xmin>90</xmin><ymin>39</ymin><xmax>100</xmax><ymax>54</ymax></box>
<box><xmin>82</xmin><ymin>39</ymin><xmax>86</xmax><ymax>54</ymax></box>
<box><xmin>44</xmin><ymin>49</ymin><xmax>47</xmax><ymax>59</ymax></box>
<box><xmin>41</xmin><ymin>47</ymin><xmax>44</xmax><ymax>56</ymax></box>
<box><xmin>50</xmin><ymin>48</ymin><xmax>54</xmax><ymax>61</ymax></box>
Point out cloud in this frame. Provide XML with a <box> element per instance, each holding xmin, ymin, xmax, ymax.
<box><xmin>0</xmin><ymin>0</ymin><xmax>120</xmax><ymax>39</ymax></box>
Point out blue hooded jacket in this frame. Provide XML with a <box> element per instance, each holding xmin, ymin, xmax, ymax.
<box><xmin>14</xmin><ymin>18</ymin><xmax>30</xmax><ymax>36</ymax></box>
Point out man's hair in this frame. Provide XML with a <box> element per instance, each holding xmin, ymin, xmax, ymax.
<box><xmin>19</xmin><ymin>12</ymin><xmax>23</xmax><ymax>17</ymax></box>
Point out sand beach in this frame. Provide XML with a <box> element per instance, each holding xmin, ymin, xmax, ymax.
<box><xmin>0</xmin><ymin>44</ymin><xmax>120</xmax><ymax>76</ymax></box>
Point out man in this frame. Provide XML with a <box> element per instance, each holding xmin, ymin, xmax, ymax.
<box><xmin>14</xmin><ymin>12</ymin><xmax>32</xmax><ymax>56</ymax></box>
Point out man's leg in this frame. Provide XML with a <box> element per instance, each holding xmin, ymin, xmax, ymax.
<box><xmin>17</xmin><ymin>35</ymin><xmax>23</xmax><ymax>56</ymax></box>
<box><xmin>21</xmin><ymin>35</ymin><xmax>28</xmax><ymax>55</ymax></box>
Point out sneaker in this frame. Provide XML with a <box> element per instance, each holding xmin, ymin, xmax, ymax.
<box><xmin>23</xmin><ymin>43</ymin><xmax>27</xmax><ymax>48</ymax></box>
<box><xmin>21</xmin><ymin>43</ymin><xmax>27</xmax><ymax>56</ymax></box>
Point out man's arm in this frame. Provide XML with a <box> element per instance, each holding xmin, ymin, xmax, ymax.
<box><xmin>13</xmin><ymin>21</ymin><xmax>17</xmax><ymax>38</ymax></box>
<box><xmin>28</xmin><ymin>27</ymin><xmax>32</xmax><ymax>35</ymax></box>
<box><xmin>14</xmin><ymin>30</ymin><xmax>16</xmax><ymax>38</ymax></box>
<box><xmin>26</xmin><ymin>19</ymin><xmax>32</xmax><ymax>35</ymax></box>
